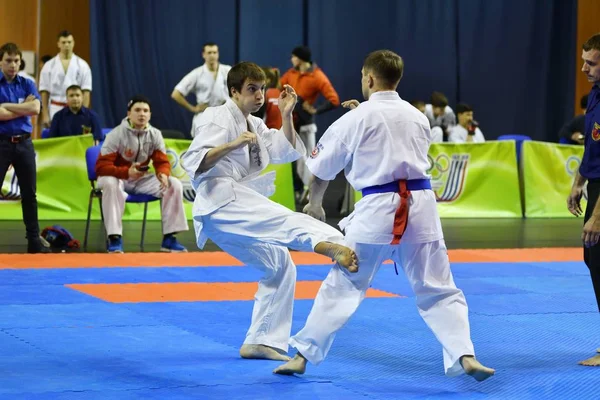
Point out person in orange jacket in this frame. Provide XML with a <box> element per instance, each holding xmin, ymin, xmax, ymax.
<box><xmin>281</xmin><ymin>46</ymin><xmax>340</xmax><ymax>201</ymax></box>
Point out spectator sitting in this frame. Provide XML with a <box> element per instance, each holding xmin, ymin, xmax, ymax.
<box><xmin>448</xmin><ymin>103</ymin><xmax>485</xmax><ymax>143</ymax></box>
<box><xmin>48</xmin><ymin>85</ymin><xmax>103</xmax><ymax>143</ymax></box>
<box><xmin>559</xmin><ymin>95</ymin><xmax>588</xmax><ymax>145</ymax></box>
<box><xmin>95</xmin><ymin>95</ymin><xmax>189</xmax><ymax>253</ymax></box>
<box><xmin>425</xmin><ymin>91</ymin><xmax>456</xmax><ymax>142</ymax></box>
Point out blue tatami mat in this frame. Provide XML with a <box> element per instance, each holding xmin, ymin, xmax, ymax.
<box><xmin>0</xmin><ymin>258</ymin><xmax>599</xmax><ymax>399</ymax></box>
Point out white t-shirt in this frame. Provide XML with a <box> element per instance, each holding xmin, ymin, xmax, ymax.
<box><xmin>306</xmin><ymin>91</ymin><xmax>443</xmax><ymax>245</ymax></box>
<box><xmin>448</xmin><ymin>124</ymin><xmax>485</xmax><ymax>143</ymax></box>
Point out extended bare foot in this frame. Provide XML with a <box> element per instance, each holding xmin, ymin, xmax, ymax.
<box><xmin>239</xmin><ymin>344</ymin><xmax>291</xmax><ymax>361</ymax></box>
<box><xmin>315</xmin><ymin>242</ymin><xmax>358</xmax><ymax>272</ymax></box>
<box><xmin>273</xmin><ymin>353</ymin><xmax>308</xmax><ymax>375</ymax></box>
<box><xmin>460</xmin><ymin>356</ymin><xmax>495</xmax><ymax>382</ymax></box>
<box><xmin>579</xmin><ymin>353</ymin><xmax>600</xmax><ymax>366</ymax></box>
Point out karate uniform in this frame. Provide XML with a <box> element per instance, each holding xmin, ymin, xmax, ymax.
<box><xmin>39</xmin><ymin>55</ymin><xmax>92</xmax><ymax>119</ymax></box>
<box><xmin>181</xmin><ymin>99</ymin><xmax>345</xmax><ymax>351</ymax></box>
<box><xmin>290</xmin><ymin>91</ymin><xmax>475</xmax><ymax>376</ymax></box>
<box><xmin>174</xmin><ymin>63</ymin><xmax>231</xmax><ymax>138</ymax></box>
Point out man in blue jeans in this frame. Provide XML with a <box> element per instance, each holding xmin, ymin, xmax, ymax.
<box><xmin>0</xmin><ymin>42</ymin><xmax>49</xmax><ymax>253</ymax></box>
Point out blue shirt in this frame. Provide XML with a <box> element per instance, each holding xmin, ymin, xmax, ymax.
<box><xmin>49</xmin><ymin>106</ymin><xmax>103</xmax><ymax>141</ymax></box>
<box><xmin>579</xmin><ymin>85</ymin><xmax>600</xmax><ymax>179</ymax></box>
<box><xmin>0</xmin><ymin>73</ymin><xmax>41</xmax><ymax>135</ymax></box>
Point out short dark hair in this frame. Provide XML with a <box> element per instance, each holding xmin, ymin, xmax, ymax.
<box><xmin>57</xmin><ymin>30</ymin><xmax>73</xmax><ymax>40</ymax></box>
<box><xmin>227</xmin><ymin>62</ymin><xmax>266</xmax><ymax>96</ymax></box>
<box><xmin>411</xmin><ymin>100</ymin><xmax>425</xmax><ymax>108</ymax></box>
<box><xmin>363</xmin><ymin>50</ymin><xmax>404</xmax><ymax>88</ymax></box>
<box><xmin>583</xmin><ymin>33</ymin><xmax>600</xmax><ymax>52</ymax></box>
<box><xmin>430</xmin><ymin>92</ymin><xmax>449</xmax><ymax>108</ymax></box>
<box><xmin>127</xmin><ymin>95</ymin><xmax>151</xmax><ymax>111</ymax></box>
<box><xmin>455</xmin><ymin>103</ymin><xmax>473</xmax><ymax>115</ymax></box>
<box><xmin>0</xmin><ymin>43</ymin><xmax>22</xmax><ymax>61</ymax></box>
<box><xmin>19</xmin><ymin>58</ymin><xmax>26</xmax><ymax>71</ymax></box>
<box><xmin>203</xmin><ymin>42</ymin><xmax>218</xmax><ymax>52</ymax></box>
<box><xmin>66</xmin><ymin>85</ymin><xmax>82</xmax><ymax>94</ymax></box>
<box><xmin>581</xmin><ymin>94</ymin><xmax>589</xmax><ymax>110</ymax></box>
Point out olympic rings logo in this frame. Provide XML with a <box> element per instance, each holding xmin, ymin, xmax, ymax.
<box><xmin>166</xmin><ymin>148</ymin><xmax>190</xmax><ymax>181</ymax></box>
<box><xmin>427</xmin><ymin>154</ymin><xmax>451</xmax><ymax>177</ymax></box>
<box><xmin>565</xmin><ymin>155</ymin><xmax>581</xmax><ymax>177</ymax></box>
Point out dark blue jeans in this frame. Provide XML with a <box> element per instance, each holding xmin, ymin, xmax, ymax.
<box><xmin>0</xmin><ymin>136</ymin><xmax>40</xmax><ymax>239</ymax></box>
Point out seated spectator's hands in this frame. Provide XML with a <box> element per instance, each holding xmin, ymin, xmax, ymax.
<box><xmin>157</xmin><ymin>173</ymin><xmax>170</xmax><ymax>191</ymax></box>
<box><xmin>128</xmin><ymin>163</ymin><xmax>147</xmax><ymax>180</ymax></box>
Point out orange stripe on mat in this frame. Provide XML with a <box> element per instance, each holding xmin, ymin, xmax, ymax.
<box><xmin>66</xmin><ymin>281</ymin><xmax>400</xmax><ymax>303</ymax></box>
<box><xmin>0</xmin><ymin>248</ymin><xmax>583</xmax><ymax>270</ymax></box>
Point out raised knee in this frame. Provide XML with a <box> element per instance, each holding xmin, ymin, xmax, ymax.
<box><xmin>168</xmin><ymin>177</ymin><xmax>183</xmax><ymax>192</ymax></box>
<box><xmin>98</xmin><ymin>176</ymin><xmax>120</xmax><ymax>190</ymax></box>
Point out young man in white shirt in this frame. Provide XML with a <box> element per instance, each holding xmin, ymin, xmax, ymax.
<box><xmin>39</xmin><ymin>31</ymin><xmax>92</xmax><ymax>126</ymax></box>
<box><xmin>181</xmin><ymin>62</ymin><xmax>358</xmax><ymax>362</ymax></box>
<box><xmin>275</xmin><ymin>50</ymin><xmax>494</xmax><ymax>381</ymax></box>
<box><xmin>448</xmin><ymin>103</ymin><xmax>485</xmax><ymax>143</ymax></box>
<box><xmin>171</xmin><ymin>43</ymin><xmax>232</xmax><ymax>138</ymax></box>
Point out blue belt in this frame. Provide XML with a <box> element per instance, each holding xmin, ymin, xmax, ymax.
<box><xmin>361</xmin><ymin>179</ymin><xmax>431</xmax><ymax>196</ymax></box>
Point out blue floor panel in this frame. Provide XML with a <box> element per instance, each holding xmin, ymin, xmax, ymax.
<box><xmin>1</xmin><ymin>259</ymin><xmax>600</xmax><ymax>399</ymax></box>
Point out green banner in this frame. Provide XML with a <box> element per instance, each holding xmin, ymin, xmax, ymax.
<box><xmin>0</xmin><ymin>135</ymin><xmax>295</xmax><ymax>220</ymax></box>
<box><xmin>522</xmin><ymin>141</ymin><xmax>586</xmax><ymax>217</ymax></box>
<box><xmin>355</xmin><ymin>141</ymin><xmax>522</xmax><ymax>217</ymax></box>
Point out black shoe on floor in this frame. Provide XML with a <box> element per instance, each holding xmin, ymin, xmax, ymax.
<box><xmin>27</xmin><ymin>239</ymin><xmax>51</xmax><ymax>254</ymax></box>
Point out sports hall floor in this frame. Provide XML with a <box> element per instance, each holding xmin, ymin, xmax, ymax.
<box><xmin>0</xmin><ymin>217</ymin><xmax>598</xmax><ymax>399</ymax></box>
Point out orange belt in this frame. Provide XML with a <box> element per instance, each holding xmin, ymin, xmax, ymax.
<box><xmin>50</xmin><ymin>100</ymin><xmax>68</xmax><ymax>107</ymax></box>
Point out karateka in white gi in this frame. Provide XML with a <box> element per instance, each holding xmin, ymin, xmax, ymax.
<box><xmin>181</xmin><ymin>61</ymin><xmax>358</xmax><ymax>361</ymax></box>
<box><xmin>39</xmin><ymin>30</ymin><xmax>92</xmax><ymax>126</ymax></box>
<box><xmin>274</xmin><ymin>50</ymin><xmax>495</xmax><ymax>381</ymax></box>
<box><xmin>171</xmin><ymin>43</ymin><xmax>232</xmax><ymax>138</ymax></box>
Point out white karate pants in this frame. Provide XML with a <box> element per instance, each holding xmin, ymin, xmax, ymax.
<box><xmin>200</xmin><ymin>184</ymin><xmax>345</xmax><ymax>352</ymax></box>
<box><xmin>97</xmin><ymin>174</ymin><xmax>189</xmax><ymax>236</ymax></box>
<box><xmin>289</xmin><ymin>238</ymin><xmax>475</xmax><ymax>376</ymax></box>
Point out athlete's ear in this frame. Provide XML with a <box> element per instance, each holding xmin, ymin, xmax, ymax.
<box><xmin>229</xmin><ymin>86</ymin><xmax>236</xmax><ymax>97</ymax></box>
<box><xmin>368</xmin><ymin>74</ymin><xmax>375</xmax><ymax>89</ymax></box>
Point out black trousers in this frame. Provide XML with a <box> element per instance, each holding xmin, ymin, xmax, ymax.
<box><xmin>583</xmin><ymin>179</ymin><xmax>600</xmax><ymax>312</ymax></box>
<box><xmin>0</xmin><ymin>136</ymin><xmax>40</xmax><ymax>239</ymax></box>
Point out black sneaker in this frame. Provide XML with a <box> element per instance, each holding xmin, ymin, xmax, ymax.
<box><xmin>27</xmin><ymin>238</ymin><xmax>51</xmax><ymax>254</ymax></box>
